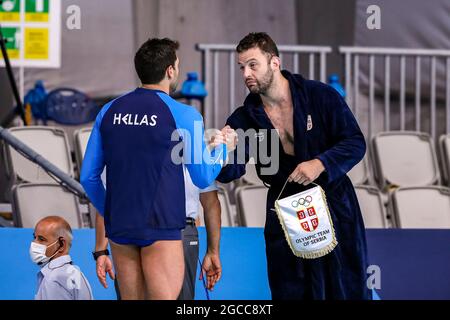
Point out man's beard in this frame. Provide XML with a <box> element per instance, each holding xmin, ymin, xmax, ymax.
<box><xmin>169</xmin><ymin>79</ymin><xmax>178</xmax><ymax>94</ymax></box>
<box><xmin>247</xmin><ymin>68</ymin><xmax>274</xmax><ymax>95</ymax></box>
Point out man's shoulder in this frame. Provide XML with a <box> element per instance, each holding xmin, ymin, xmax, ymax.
<box><xmin>157</xmin><ymin>93</ymin><xmax>203</xmax><ymax>122</ymax></box>
<box><xmin>176</xmin><ymin>101</ymin><xmax>202</xmax><ymax>120</ymax></box>
<box><xmin>96</xmin><ymin>90</ymin><xmax>136</xmax><ymax>123</ymax></box>
<box><xmin>103</xmin><ymin>90</ymin><xmax>137</xmax><ymax>108</ymax></box>
<box><xmin>298</xmin><ymin>76</ymin><xmax>337</xmax><ymax>97</ymax></box>
<box><xmin>292</xmin><ymin>74</ymin><xmax>344</xmax><ymax>111</ymax></box>
<box><xmin>45</xmin><ymin>263</ymin><xmax>82</xmax><ymax>284</ymax></box>
<box><xmin>226</xmin><ymin>105</ymin><xmax>250</xmax><ymax>127</ymax></box>
<box><xmin>229</xmin><ymin>105</ymin><xmax>246</xmax><ymax>118</ymax></box>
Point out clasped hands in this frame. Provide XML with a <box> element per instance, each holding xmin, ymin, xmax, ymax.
<box><xmin>209</xmin><ymin>125</ymin><xmax>238</xmax><ymax>153</ymax></box>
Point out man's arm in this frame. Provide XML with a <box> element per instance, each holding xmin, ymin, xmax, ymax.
<box><xmin>95</xmin><ymin>212</ymin><xmax>108</xmax><ymax>252</ymax></box>
<box><xmin>156</xmin><ymin>93</ymin><xmax>229</xmax><ymax>189</ymax></box>
<box><xmin>95</xmin><ymin>212</ymin><xmax>115</xmax><ymax>289</ymax></box>
<box><xmin>199</xmin><ymin>190</ymin><xmax>222</xmax><ymax>290</ymax></box>
<box><xmin>216</xmin><ymin>109</ymin><xmax>250</xmax><ymax>183</ymax></box>
<box><xmin>80</xmin><ymin>111</ymin><xmax>106</xmax><ymax>216</ymax></box>
<box><xmin>314</xmin><ymin>87</ymin><xmax>366</xmax><ymax>183</ymax></box>
<box><xmin>289</xmin><ymin>86</ymin><xmax>365</xmax><ymax>186</ymax></box>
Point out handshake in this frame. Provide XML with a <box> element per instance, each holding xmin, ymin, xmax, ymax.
<box><xmin>208</xmin><ymin>125</ymin><xmax>238</xmax><ymax>153</ymax></box>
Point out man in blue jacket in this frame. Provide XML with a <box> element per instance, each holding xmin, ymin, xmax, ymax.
<box><xmin>217</xmin><ymin>33</ymin><xmax>371</xmax><ymax>300</ymax></box>
<box><xmin>81</xmin><ymin>38</ymin><xmax>232</xmax><ymax>300</ymax></box>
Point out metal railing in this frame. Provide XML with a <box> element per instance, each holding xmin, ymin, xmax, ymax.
<box><xmin>340</xmin><ymin>47</ymin><xmax>450</xmax><ymax>140</ymax></box>
<box><xmin>196</xmin><ymin>44</ymin><xmax>332</xmax><ymax>129</ymax></box>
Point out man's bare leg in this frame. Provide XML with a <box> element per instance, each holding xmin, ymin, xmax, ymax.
<box><xmin>141</xmin><ymin>240</ymin><xmax>184</xmax><ymax>300</ymax></box>
<box><xmin>109</xmin><ymin>241</ymin><xmax>146</xmax><ymax>300</ymax></box>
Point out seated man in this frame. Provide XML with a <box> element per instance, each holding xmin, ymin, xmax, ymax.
<box><xmin>30</xmin><ymin>216</ymin><xmax>93</xmax><ymax>300</ymax></box>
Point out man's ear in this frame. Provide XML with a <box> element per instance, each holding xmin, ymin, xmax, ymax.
<box><xmin>271</xmin><ymin>56</ymin><xmax>281</xmax><ymax>70</ymax></box>
<box><xmin>58</xmin><ymin>237</ymin><xmax>65</xmax><ymax>252</ymax></box>
<box><xmin>166</xmin><ymin>65</ymin><xmax>174</xmax><ymax>80</ymax></box>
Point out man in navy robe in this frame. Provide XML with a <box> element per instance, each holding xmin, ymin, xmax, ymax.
<box><xmin>216</xmin><ymin>32</ymin><xmax>371</xmax><ymax>300</ymax></box>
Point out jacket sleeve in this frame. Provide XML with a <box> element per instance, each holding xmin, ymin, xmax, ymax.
<box><xmin>180</xmin><ymin>110</ymin><xmax>227</xmax><ymax>189</ymax></box>
<box><xmin>315</xmin><ymin>86</ymin><xmax>366</xmax><ymax>183</ymax></box>
<box><xmin>216</xmin><ymin>109</ymin><xmax>250</xmax><ymax>183</ymax></box>
<box><xmin>156</xmin><ymin>92</ymin><xmax>228</xmax><ymax>189</ymax></box>
<box><xmin>80</xmin><ymin>111</ymin><xmax>106</xmax><ymax>216</ymax></box>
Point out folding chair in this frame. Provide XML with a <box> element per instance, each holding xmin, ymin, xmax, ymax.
<box><xmin>217</xmin><ymin>186</ymin><xmax>233</xmax><ymax>226</ymax></box>
<box><xmin>439</xmin><ymin>134</ymin><xmax>450</xmax><ymax>187</ymax></box>
<box><xmin>236</xmin><ymin>185</ymin><xmax>268</xmax><ymax>227</ymax></box>
<box><xmin>11</xmin><ymin>183</ymin><xmax>82</xmax><ymax>228</ymax></box>
<box><xmin>74</xmin><ymin>127</ymin><xmax>112</xmax><ymax>228</ymax></box>
<box><xmin>354</xmin><ymin>185</ymin><xmax>388</xmax><ymax>228</ymax></box>
<box><xmin>74</xmin><ymin>127</ymin><xmax>93</xmax><ymax>172</ymax></box>
<box><xmin>371</xmin><ymin>131</ymin><xmax>440</xmax><ymax>190</ymax></box>
<box><xmin>241</xmin><ymin>161</ymin><xmax>264</xmax><ymax>186</ymax></box>
<box><xmin>390</xmin><ymin>186</ymin><xmax>450</xmax><ymax>228</ymax></box>
<box><xmin>348</xmin><ymin>157</ymin><xmax>369</xmax><ymax>186</ymax></box>
<box><xmin>4</xmin><ymin>126</ymin><xmax>74</xmax><ymax>184</ymax></box>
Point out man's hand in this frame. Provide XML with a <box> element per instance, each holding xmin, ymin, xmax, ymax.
<box><xmin>200</xmin><ymin>252</ymin><xmax>222</xmax><ymax>290</ymax></box>
<box><xmin>96</xmin><ymin>255</ymin><xmax>115</xmax><ymax>289</ymax></box>
<box><xmin>288</xmin><ymin>159</ymin><xmax>326</xmax><ymax>185</ymax></box>
<box><xmin>209</xmin><ymin>126</ymin><xmax>238</xmax><ymax>152</ymax></box>
<box><xmin>221</xmin><ymin>125</ymin><xmax>238</xmax><ymax>152</ymax></box>
<box><xmin>208</xmin><ymin>129</ymin><xmax>226</xmax><ymax>149</ymax></box>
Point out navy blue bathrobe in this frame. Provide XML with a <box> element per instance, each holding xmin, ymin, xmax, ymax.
<box><xmin>217</xmin><ymin>70</ymin><xmax>371</xmax><ymax>300</ymax></box>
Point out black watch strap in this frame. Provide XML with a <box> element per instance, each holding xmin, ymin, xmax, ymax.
<box><xmin>93</xmin><ymin>249</ymin><xmax>110</xmax><ymax>261</ymax></box>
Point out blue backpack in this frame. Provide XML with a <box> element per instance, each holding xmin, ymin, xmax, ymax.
<box><xmin>45</xmin><ymin>88</ymin><xmax>101</xmax><ymax>125</ymax></box>
<box><xmin>24</xmin><ymin>80</ymin><xmax>48</xmax><ymax>121</ymax></box>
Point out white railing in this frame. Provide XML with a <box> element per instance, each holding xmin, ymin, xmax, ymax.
<box><xmin>196</xmin><ymin>44</ymin><xmax>332</xmax><ymax>129</ymax></box>
<box><xmin>340</xmin><ymin>47</ymin><xmax>450</xmax><ymax>140</ymax></box>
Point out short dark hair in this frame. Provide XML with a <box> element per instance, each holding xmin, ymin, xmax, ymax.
<box><xmin>236</xmin><ymin>32</ymin><xmax>279</xmax><ymax>57</ymax></box>
<box><xmin>134</xmin><ymin>38</ymin><xmax>180</xmax><ymax>84</ymax></box>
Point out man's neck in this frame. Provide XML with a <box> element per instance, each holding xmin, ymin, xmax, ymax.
<box><xmin>260</xmin><ymin>74</ymin><xmax>291</xmax><ymax>109</ymax></box>
<box><xmin>141</xmin><ymin>83</ymin><xmax>170</xmax><ymax>95</ymax></box>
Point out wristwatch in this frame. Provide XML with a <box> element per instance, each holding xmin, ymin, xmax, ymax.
<box><xmin>92</xmin><ymin>249</ymin><xmax>110</xmax><ymax>261</ymax></box>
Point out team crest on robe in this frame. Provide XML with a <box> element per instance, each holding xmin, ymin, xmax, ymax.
<box><xmin>255</xmin><ymin>132</ymin><xmax>265</xmax><ymax>142</ymax></box>
<box><xmin>307</xmin><ymin>115</ymin><xmax>313</xmax><ymax>131</ymax></box>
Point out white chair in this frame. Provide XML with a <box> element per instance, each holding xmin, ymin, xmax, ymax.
<box><xmin>439</xmin><ymin>134</ymin><xmax>450</xmax><ymax>187</ymax></box>
<box><xmin>236</xmin><ymin>185</ymin><xmax>268</xmax><ymax>227</ymax></box>
<box><xmin>241</xmin><ymin>160</ymin><xmax>264</xmax><ymax>186</ymax></box>
<box><xmin>11</xmin><ymin>183</ymin><xmax>82</xmax><ymax>228</ymax></box>
<box><xmin>390</xmin><ymin>186</ymin><xmax>450</xmax><ymax>228</ymax></box>
<box><xmin>354</xmin><ymin>185</ymin><xmax>387</xmax><ymax>228</ymax></box>
<box><xmin>74</xmin><ymin>127</ymin><xmax>93</xmax><ymax>172</ymax></box>
<box><xmin>4</xmin><ymin>126</ymin><xmax>74</xmax><ymax>184</ymax></box>
<box><xmin>371</xmin><ymin>131</ymin><xmax>440</xmax><ymax>190</ymax></box>
<box><xmin>217</xmin><ymin>186</ymin><xmax>233</xmax><ymax>227</ymax></box>
<box><xmin>348</xmin><ymin>157</ymin><xmax>369</xmax><ymax>185</ymax></box>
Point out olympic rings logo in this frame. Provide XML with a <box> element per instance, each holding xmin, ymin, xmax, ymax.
<box><xmin>291</xmin><ymin>196</ymin><xmax>313</xmax><ymax>208</ymax></box>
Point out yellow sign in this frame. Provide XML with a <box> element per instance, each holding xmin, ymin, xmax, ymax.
<box><xmin>24</xmin><ymin>28</ymin><xmax>49</xmax><ymax>60</ymax></box>
<box><xmin>0</xmin><ymin>0</ymin><xmax>60</xmax><ymax>68</ymax></box>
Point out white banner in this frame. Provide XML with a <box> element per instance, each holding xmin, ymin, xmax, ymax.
<box><xmin>275</xmin><ymin>185</ymin><xmax>337</xmax><ymax>259</ymax></box>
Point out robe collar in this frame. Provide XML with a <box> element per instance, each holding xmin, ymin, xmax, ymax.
<box><xmin>241</xmin><ymin>70</ymin><xmax>310</xmax><ymax>161</ymax></box>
